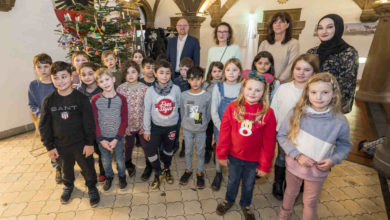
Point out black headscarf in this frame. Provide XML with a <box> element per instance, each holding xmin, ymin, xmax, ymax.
<box><xmin>317</xmin><ymin>14</ymin><xmax>351</xmax><ymax>66</ymax></box>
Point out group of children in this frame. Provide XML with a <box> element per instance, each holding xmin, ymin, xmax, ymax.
<box><xmin>28</xmin><ymin>48</ymin><xmax>351</xmax><ymax>220</ymax></box>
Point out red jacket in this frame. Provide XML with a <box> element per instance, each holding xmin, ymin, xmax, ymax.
<box><xmin>216</xmin><ymin>101</ymin><xmax>276</xmax><ymax>172</ymax></box>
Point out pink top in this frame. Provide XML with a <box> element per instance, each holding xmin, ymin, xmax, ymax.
<box><xmin>285</xmin><ymin>156</ymin><xmax>329</xmax><ymax>182</ymax></box>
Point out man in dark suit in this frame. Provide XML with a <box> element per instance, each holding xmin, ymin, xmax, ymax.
<box><xmin>166</xmin><ymin>18</ymin><xmax>200</xmax><ymax>78</ymax></box>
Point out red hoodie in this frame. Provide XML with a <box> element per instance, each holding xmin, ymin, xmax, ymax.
<box><xmin>216</xmin><ymin>101</ymin><xmax>276</xmax><ymax>172</ymax></box>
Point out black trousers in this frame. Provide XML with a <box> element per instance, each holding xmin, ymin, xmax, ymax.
<box><xmin>206</xmin><ymin>120</ymin><xmax>214</xmax><ymax>152</ymax></box>
<box><xmin>57</xmin><ymin>142</ymin><xmax>97</xmax><ymax>188</ymax></box>
<box><xmin>145</xmin><ymin>123</ymin><xmax>176</xmax><ymax>176</ymax></box>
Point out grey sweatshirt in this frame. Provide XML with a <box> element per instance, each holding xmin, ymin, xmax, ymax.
<box><xmin>143</xmin><ymin>85</ymin><xmax>181</xmax><ymax>134</ymax></box>
<box><xmin>180</xmin><ymin>90</ymin><xmax>211</xmax><ymax>133</ymax></box>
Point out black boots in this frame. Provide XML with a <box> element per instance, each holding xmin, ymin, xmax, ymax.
<box><xmin>272</xmin><ymin>166</ymin><xmax>286</xmax><ymax>201</ymax></box>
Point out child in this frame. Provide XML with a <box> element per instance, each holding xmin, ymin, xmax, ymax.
<box><xmin>76</xmin><ymin>62</ymin><xmax>106</xmax><ymax>182</ymax></box>
<box><xmin>278</xmin><ymin>72</ymin><xmax>351</xmax><ymax>220</ymax></box>
<box><xmin>173</xmin><ymin>57</ymin><xmax>194</xmax><ymax>157</ymax></box>
<box><xmin>71</xmin><ymin>51</ymin><xmax>89</xmax><ymax>86</ymax></box>
<box><xmin>39</xmin><ymin>61</ymin><xmax>99</xmax><ymax>207</ymax></box>
<box><xmin>143</xmin><ymin>59</ymin><xmax>181</xmax><ymax>189</ymax></box>
<box><xmin>270</xmin><ymin>54</ymin><xmax>320</xmax><ymax>201</ymax></box>
<box><xmin>132</xmin><ymin>49</ymin><xmax>145</xmax><ymax>77</ymax></box>
<box><xmin>215</xmin><ymin>72</ymin><xmax>276</xmax><ymax>220</ymax></box>
<box><xmin>116</xmin><ymin>61</ymin><xmax>152</xmax><ymax>181</ymax></box>
<box><xmin>101</xmin><ymin>50</ymin><xmax>122</xmax><ymax>89</ymax></box>
<box><xmin>203</xmin><ymin>61</ymin><xmax>223</xmax><ymax>164</ymax></box>
<box><xmin>91</xmin><ymin>68</ymin><xmax>128</xmax><ymax>191</ymax></box>
<box><xmin>179</xmin><ymin>66</ymin><xmax>211</xmax><ymax>189</ymax></box>
<box><xmin>28</xmin><ymin>53</ymin><xmax>62</xmax><ymax>184</ymax></box>
<box><xmin>252</xmin><ymin>51</ymin><xmax>280</xmax><ymax>99</ymax></box>
<box><xmin>211</xmin><ymin>58</ymin><xmax>243</xmax><ymax>191</ymax></box>
<box><xmin>140</xmin><ymin>57</ymin><xmax>155</xmax><ymax>87</ymax></box>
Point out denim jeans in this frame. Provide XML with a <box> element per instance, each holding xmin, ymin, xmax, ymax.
<box><xmin>183</xmin><ymin>130</ymin><xmax>206</xmax><ymax>173</ymax></box>
<box><xmin>225</xmin><ymin>155</ymin><xmax>258</xmax><ymax>207</ymax></box>
<box><xmin>98</xmin><ymin>138</ymin><xmax>126</xmax><ymax>178</ymax></box>
<box><xmin>213</xmin><ymin>126</ymin><xmax>221</xmax><ymax>172</ymax></box>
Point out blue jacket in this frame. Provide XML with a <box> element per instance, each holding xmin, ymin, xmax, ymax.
<box><xmin>166</xmin><ymin>35</ymin><xmax>200</xmax><ymax>72</ymax></box>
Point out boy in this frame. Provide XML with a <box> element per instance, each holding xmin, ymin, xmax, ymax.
<box><xmin>140</xmin><ymin>57</ymin><xmax>155</xmax><ymax>87</ymax></box>
<box><xmin>28</xmin><ymin>53</ymin><xmax>62</xmax><ymax>184</ymax></box>
<box><xmin>173</xmin><ymin>57</ymin><xmax>193</xmax><ymax>157</ymax></box>
<box><xmin>101</xmin><ymin>50</ymin><xmax>122</xmax><ymax>89</ymax></box>
<box><xmin>91</xmin><ymin>68</ymin><xmax>128</xmax><ymax>191</ymax></box>
<box><xmin>39</xmin><ymin>61</ymin><xmax>99</xmax><ymax>207</ymax></box>
<box><xmin>71</xmin><ymin>51</ymin><xmax>89</xmax><ymax>86</ymax></box>
<box><xmin>77</xmin><ymin>62</ymin><xmax>106</xmax><ymax>182</ymax></box>
<box><xmin>143</xmin><ymin>59</ymin><xmax>181</xmax><ymax>189</ymax></box>
<box><xmin>179</xmin><ymin>66</ymin><xmax>211</xmax><ymax>189</ymax></box>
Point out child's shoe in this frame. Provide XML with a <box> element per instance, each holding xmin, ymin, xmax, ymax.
<box><xmin>98</xmin><ymin>175</ymin><xmax>106</xmax><ymax>182</ymax></box>
<box><xmin>60</xmin><ymin>186</ymin><xmax>74</xmax><ymax>204</ymax></box>
<box><xmin>163</xmin><ymin>169</ymin><xmax>174</xmax><ymax>184</ymax></box>
<box><xmin>241</xmin><ymin>206</ymin><xmax>255</xmax><ymax>220</ymax></box>
<box><xmin>179</xmin><ymin>170</ymin><xmax>193</xmax><ymax>185</ymax></box>
<box><xmin>211</xmin><ymin>172</ymin><xmax>223</xmax><ymax>191</ymax></box>
<box><xmin>196</xmin><ymin>173</ymin><xmax>205</xmax><ymax>189</ymax></box>
<box><xmin>126</xmin><ymin>162</ymin><xmax>136</xmax><ymax>177</ymax></box>
<box><xmin>118</xmin><ymin>176</ymin><xmax>127</xmax><ymax>189</ymax></box>
<box><xmin>55</xmin><ymin>169</ymin><xmax>63</xmax><ymax>184</ymax></box>
<box><xmin>141</xmin><ymin>163</ymin><xmax>153</xmax><ymax>181</ymax></box>
<box><xmin>88</xmin><ymin>186</ymin><xmax>100</xmax><ymax>207</ymax></box>
<box><xmin>103</xmin><ymin>177</ymin><xmax>113</xmax><ymax>191</ymax></box>
<box><xmin>216</xmin><ymin>200</ymin><xmax>233</xmax><ymax>215</ymax></box>
<box><xmin>151</xmin><ymin>175</ymin><xmax>163</xmax><ymax>190</ymax></box>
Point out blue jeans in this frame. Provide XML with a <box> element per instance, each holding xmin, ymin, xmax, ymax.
<box><xmin>183</xmin><ymin>130</ymin><xmax>206</xmax><ymax>173</ymax></box>
<box><xmin>225</xmin><ymin>155</ymin><xmax>258</xmax><ymax>207</ymax></box>
<box><xmin>98</xmin><ymin>138</ymin><xmax>126</xmax><ymax>178</ymax></box>
<box><xmin>213</xmin><ymin>126</ymin><xmax>221</xmax><ymax>172</ymax></box>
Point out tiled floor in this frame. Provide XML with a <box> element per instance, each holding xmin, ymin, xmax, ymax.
<box><xmin>0</xmin><ymin>131</ymin><xmax>388</xmax><ymax>220</ymax></box>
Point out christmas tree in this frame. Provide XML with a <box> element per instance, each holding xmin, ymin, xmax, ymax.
<box><xmin>56</xmin><ymin>0</ymin><xmax>141</xmax><ymax>66</ymax></box>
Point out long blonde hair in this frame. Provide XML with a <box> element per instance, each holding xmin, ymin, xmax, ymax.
<box><xmin>234</xmin><ymin>78</ymin><xmax>271</xmax><ymax>123</ymax></box>
<box><xmin>287</xmin><ymin>72</ymin><xmax>342</xmax><ymax>144</ymax></box>
<box><xmin>221</xmin><ymin>58</ymin><xmax>243</xmax><ymax>83</ymax></box>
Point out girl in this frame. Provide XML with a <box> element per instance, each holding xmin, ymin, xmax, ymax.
<box><xmin>71</xmin><ymin>51</ymin><xmax>89</xmax><ymax>87</ymax></box>
<box><xmin>132</xmin><ymin>50</ymin><xmax>145</xmax><ymax>77</ymax></box>
<box><xmin>252</xmin><ymin>51</ymin><xmax>280</xmax><ymax>99</ymax></box>
<box><xmin>270</xmin><ymin>54</ymin><xmax>320</xmax><ymax>200</ymax></box>
<box><xmin>278</xmin><ymin>72</ymin><xmax>351</xmax><ymax>220</ymax></box>
<box><xmin>215</xmin><ymin>72</ymin><xmax>276</xmax><ymax>220</ymax></box>
<box><xmin>211</xmin><ymin>58</ymin><xmax>242</xmax><ymax>191</ymax></box>
<box><xmin>116</xmin><ymin>61</ymin><xmax>152</xmax><ymax>181</ymax></box>
<box><xmin>203</xmin><ymin>61</ymin><xmax>224</xmax><ymax>164</ymax></box>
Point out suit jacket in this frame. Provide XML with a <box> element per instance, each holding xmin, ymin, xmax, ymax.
<box><xmin>166</xmin><ymin>35</ymin><xmax>200</xmax><ymax>73</ymax></box>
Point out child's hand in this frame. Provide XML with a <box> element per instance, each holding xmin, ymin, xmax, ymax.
<box><xmin>48</xmin><ymin>148</ymin><xmax>59</xmax><ymax>161</ymax></box>
<box><xmin>83</xmin><ymin>145</ymin><xmax>94</xmax><ymax>158</ymax></box>
<box><xmin>297</xmin><ymin>154</ymin><xmax>315</xmax><ymax>168</ymax></box>
<box><xmin>218</xmin><ymin>159</ymin><xmax>228</xmax><ymax>167</ymax></box>
<box><xmin>144</xmin><ymin>134</ymin><xmax>150</xmax><ymax>141</ymax></box>
<box><xmin>256</xmin><ymin>169</ymin><xmax>267</xmax><ymax>177</ymax></box>
<box><xmin>109</xmin><ymin>139</ymin><xmax>118</xmax><ymax>149</ymax></box>
<box><xmin>125</xmin><ymin>128</ymin><xmax>131</xmax><ymax>136</ymax></box>
<box><xmin>139</xmin><ymin>128</ymin><xmax>145</xmax><ymax>135</ymax></box>
<box><xmin>100</xmin><ymin>140</ymin><xmax>112</xmax><ymax>152</ymax></box>
<box><xmin>316</xmin><ymin>158</ymin><xmax>334</xmax><ymax>172</ymax></box>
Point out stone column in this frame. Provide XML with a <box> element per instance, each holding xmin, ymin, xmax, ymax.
<box><xmin>355</xmin><ymin>2</ymin><xmax>390</xmax><ymax>103</ymax></box>
<box><xmin>170</xmin><ymin>15</ymin><xmax>206</xmax><ymax>40</ymax></box>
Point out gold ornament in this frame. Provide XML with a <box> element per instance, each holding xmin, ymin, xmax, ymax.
<box><xmin>277</xmin><ymin>0</ymin><xmax>288</xmax><ymax>4</ymax></box>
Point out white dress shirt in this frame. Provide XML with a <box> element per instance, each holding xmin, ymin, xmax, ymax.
<box><xmin>175</xmin><ymin>34</ymin><xmax>188</xmax><ymax>72</ymax></box>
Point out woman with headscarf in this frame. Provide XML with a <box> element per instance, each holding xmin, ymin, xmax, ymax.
<box><xmin>258</xmin><ymin>12</ymin><xmax>299</xmax><ymax>83</ymax></box>
<box><xmin>308</xmin><ymin>14</ymin><xmax>359</xmax><ymax>114</ymax></box>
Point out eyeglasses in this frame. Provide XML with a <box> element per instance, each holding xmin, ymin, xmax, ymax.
<box><xmin>217</xmin><ymin>31</ymin><xmax>229</xmax><ymax>34</ymax></box>
<box><xmin>176</xmin><ymin>24</ymin><xmax>188</xmax><ymax>28</ymax></box>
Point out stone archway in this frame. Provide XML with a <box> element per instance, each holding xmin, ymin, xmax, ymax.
<box><xmin>137</xmin><ymin>0</ymin><xmax>158</xmax><ymax>28</ymax></box>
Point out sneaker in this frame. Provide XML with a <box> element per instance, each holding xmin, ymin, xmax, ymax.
<box><xmin>216</xmin><ymin>200</ymin><xmax>233</xmax><ymax>215</ymax></box>
<box><xmin>196</xmin><ymin>173</ymin><xmax>205</xmax><ymax>189</ymax></box>
<box><xmin>60</xmin><ymin>186</ymin><xmax>73</xmax><ymax>204</ymax></box>
<box><xmin>211</xmin><ymin>172</ymin><xmax>223</xmax><ymax>191</ymax></box>
<box><xmin>151</xmin><ymin>175</ymin><xmax>162</xmax><ymax>190</ymax></box>
<box><xmin>204</xmin><ymin>150</ymin><xmax>212</xmax><ymax>164</ymax></box>
<box><xmin>179</xmin><ymin>170</ymin><xmax>193</xmax><ymax>185</ymax></box>
<box><xmin>126</xmin><ymin>163</ymin><xmax>136</xmax><ymax>177</ymax></box>
<box><xmin>118</xmin><ymin>176</ymin><xmax>127</xmax><ymax>189</ymax></box>
<box><xmin>88</xmin><ymin>186</ymin><xmax>100</xmax><ymax>207</ymax></box>
<box><xmin>141</xmin><ymin>164</ymin><xmax>153</xmax><ymax>181</ymax></box>
<box><xmin>103</xmin><ymin>177</ymin><xmax>113</xmax><ymax>191</ymax></box>
<box><xmin>241</xmin><ymin>206</ymin><xmax>255</xmax><ymax>220</ymax></box>
<box><xmin>163</xmin><ymin>169</ymin><xmax>174</xmax><ymax>184</ymax></box>
<box><xmin>55</xmin><ymin>169</ymin><xmax>63</xmax><ymax>184</ymax></box>
<box><xmin>98</xmin><ymin>175</ymin><xmax>106</xmax><ymax>182</ymax></box>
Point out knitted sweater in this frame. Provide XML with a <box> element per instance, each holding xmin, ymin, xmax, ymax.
<box><xmin>216</xmin><ymin>101</ymin><xmax>277</xmax><ymax>172</ymax></box>
<box><xmin>206</xmin><ymin>44</ymin><xmax>242</xmax><ymax>77</ymax></box>
<box><xmin>28</xmin><ymin>80</ymin><xmax>55</xmax><ymax>117</ymax></box>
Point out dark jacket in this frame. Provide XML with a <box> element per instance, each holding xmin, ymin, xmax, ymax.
<box><xmin>166</xmin><ymin>35</ymin><xmax>200</xmax><ymax>73</ymax></box>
